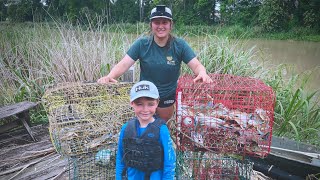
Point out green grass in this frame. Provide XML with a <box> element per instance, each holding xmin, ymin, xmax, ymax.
<box><xmin>265</xmin><ymin>65</ymin><xmax>320</xmax><ymax>146</ymax></box>
<box><xmin>0</xmin><ymin>22</ymin><xmax>319</xmax><ymax>147</ymax></box>
<box><xmin>253</xmin><ymin>28</ymin><xmax>320</xmax><ymax>42</ymax></box>
<box><xmin>181</xmin><ymin>35</ymin><xmax>263</xmax><ymax>78</ymax></box>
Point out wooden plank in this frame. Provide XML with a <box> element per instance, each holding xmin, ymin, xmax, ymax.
<box><xmin>272</xmin><ymin>135</ymin><xmax>320</xmax><ymax>153</ymax></box>
<box><xmin>271</xmin><ymin>146</ymin><xmax>320</xmax><ymax>159</ymax></box>
<box><xmin>0</xmin><ymin>119</ymin><xmax>20</xmax><ymax>134</ymax></box>
<box><xmin>0</xmin><ymin>154</ymin><xmax>68</xmax><ymax>180</ymax></box>
<box><xmin>20</xmin><ymin>115</ymin><xmax>37</xmax><ymax>142</ymax></box>
<box><xmin>0</xmin><ymin>101</ymin><xmax>38</xmax><ymax>119</ymax></box>
<box><xmin>17</xmin><ymin>110</ymin><xmax>32</xmax><ymax>129</ymax></box>
<box><xmin>0</xmin><ymin>125</ymin><xmax>70</xmax><ymax>180</ymax></box>
<box><xmin>0</xmin><ymin>101</ymin><xmax>38</xmax><ymax>142</ymax></box>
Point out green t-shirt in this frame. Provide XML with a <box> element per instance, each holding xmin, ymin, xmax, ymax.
<box><xmin>127</xmin><ymin>35</ymin><xmax>196</xmax><ymax>99</ymax></box>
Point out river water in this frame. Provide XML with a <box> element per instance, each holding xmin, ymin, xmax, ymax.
<box><xmin>245</xmin><ymin>39</ymin><xmax>320</xmax><ymax>91</ymax></box>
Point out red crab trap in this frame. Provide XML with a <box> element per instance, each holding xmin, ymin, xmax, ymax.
<box><xmin>42</xmin><ymin>82</ymin><xmax>135</xmax><ymax>179</ymax></box>
<box><xmin>175</xmin><ymin>74</ymin><xmax>275</xmax><ymax>158</ymax></box>
<box><xmin>176</xmin><ymin>151</ymin><xmax>253</xmax><ymax>180</ymax></box>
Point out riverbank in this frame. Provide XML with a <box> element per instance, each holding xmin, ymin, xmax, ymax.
<box><xmin>173</xmin><ymin>24</ymin><xmax>320</xmax><ymax>42</ymax></box>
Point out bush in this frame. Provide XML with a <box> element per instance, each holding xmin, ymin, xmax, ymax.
<box><xmin>258</xmin><ymin>0</ymin><xmax>290</xmax><ymax>32</ymax></box>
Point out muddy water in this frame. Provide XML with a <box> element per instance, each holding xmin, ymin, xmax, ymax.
<box><xmin>245</xmin><ymin>39</ymin><xmax>320</xmax><ymax>91</ymax></box>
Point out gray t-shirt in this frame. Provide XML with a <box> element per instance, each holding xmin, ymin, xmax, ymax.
<box><xmin>127</xmin><ymin>35</ymin><xmax>196</xmax><ymax>99</ymax></box>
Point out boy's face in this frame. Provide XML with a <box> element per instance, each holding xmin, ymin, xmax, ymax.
<box><xmin>131</xmin><ymin>97</ymin><xmax>159</xmax><ymax>122</ymax></box>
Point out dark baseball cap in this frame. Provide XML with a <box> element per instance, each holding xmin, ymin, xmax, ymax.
<box><xmin>150</xmin><ymin>5</ymin><xmax>172</xmax><ymax>20</ymax></box>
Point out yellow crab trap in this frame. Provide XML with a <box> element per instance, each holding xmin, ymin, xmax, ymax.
<box><xmin>42</xmin><ymin>82</ymin><xmax>135</xmax><ymax>179</ymax></box>
<box><xmin>176</xmin><ymin>151</ymin><xmax>253</xmax><ymax>180</ymax></box>
<box><xmin>42</xmin><ymin>82</ymin><xmax>134</xmax><ymax>156</ymax></box>
<box><xmin>175</xmin><ymin>74</ymin><xmax>275</xmax><ymax>158</ymax></box>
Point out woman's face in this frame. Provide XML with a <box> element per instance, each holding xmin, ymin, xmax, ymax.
<box><xmin>151</xmin><ymin>18</ymin><xmax>172</xmax><ymax>39</ymax></box>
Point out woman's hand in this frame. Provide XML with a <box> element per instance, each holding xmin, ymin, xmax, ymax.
<box><xmin>193</xmin><ymin>71</ymin><xmax>213</xmax><ymax>83</ymax></box>
<box><xmin>97</xmin><ymin>76</ymin><xmax>118</xmax><ymax>84</ymax></box>
<box><xmin>187</xmin><ymin>58</ymin><xmax>213</xmax><ymax>83</ymax></box>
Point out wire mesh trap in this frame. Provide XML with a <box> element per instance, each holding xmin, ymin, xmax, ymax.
<box><xmin>176</xmin><ymin>151</ymin><xmax>253</xmax><ymax>180</ymax></box>
<box><xmin>42</xmin><ymin>82</ymin><xmax>135</xmax><ymax>179</ymax></box>
<box><xmin>42</xmin><ymin>82</ymin><xmax>135</xmax><ymax>156</ymax></box>
<box><xmin>68</xmin><ymin>147</ymin><xmax>117</xmax><ymax>180</ymax></box>
<box><xmin>175</xmin><ymin>74</ymin><xmax>276</xmax><ymax>158</ymax></box>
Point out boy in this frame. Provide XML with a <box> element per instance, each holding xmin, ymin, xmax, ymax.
<box><xmin>116</xmin><ymin>80</ymin><xmax>176</xmax><ymax>180</ymax></box>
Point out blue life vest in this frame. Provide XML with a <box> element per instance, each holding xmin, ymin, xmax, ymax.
<box><xmin>122</xmin><ymin>117</ymin><xmax>165</xmax><ymax>179</ymax></box>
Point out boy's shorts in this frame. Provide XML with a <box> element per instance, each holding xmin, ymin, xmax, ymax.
<box><xmin>158</xmin><ymin>93</ymin><xmax>175</xmax><ymax>108</ymax></box>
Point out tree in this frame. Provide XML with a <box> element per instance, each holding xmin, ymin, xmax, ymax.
<box><xmin>194</xmin><ymin>0</ymin><xmax>215</xmax><ymax>25</ymax></box>
<box><xmin>220</xmin><ymin>0</ymin><xmax>261</xmax><ymax>26</ymax></box>
<box><xmin>0</xmin><ymin>0</ymin><xmax>7</xmax><ymax>21</ymax></box>
<box><xmin>301</xmin><ymin>0</ymin><xmax>320</xmax><ymax>29</ymax></box>
<box><xmin>6</xmin><ymin>0</ymin><xmax>42</xmax><ymax>22</ymax></box>
<box><xmin>258</xmin><ymin>0</ymin><xmax>290</xmax><ymax>32</ymax></box>
<box><xmin>110</xmin><ymin>0</ymin><xmax>139</xmax><ymax>23</ymax></box>
<box><xmin>150</xmin><ymin>0</ymin><xmax>219</xmax><ymax>25</ymax></box>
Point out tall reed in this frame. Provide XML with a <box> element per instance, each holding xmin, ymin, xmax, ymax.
<box><xmin>183</xmin><ymin>34</ymin><xmax>263</xmax><ymax>78</ymax></box>
<box><xmin>0</xmin><ymin>22</ymin><xmax>138</xmax><ymax>105</ymax></box>
<box><xmin>265</xmin><ymin>65</ymin><xmax>320</xmax><ymax>146</ymax></box>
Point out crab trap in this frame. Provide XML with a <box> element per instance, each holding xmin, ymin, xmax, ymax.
<box><xmin>42</xmin><ymin>82</ymin><xmax>135</xmax><ymax>156</ymax></box>
<box><xmin>175</xmin><ymin>74</ymin><xmax>275</xmax><ymax>158</ymax></box>
<box><xmin>68</xmin><ymin>147</ymin><xmax>117</xmax><ymax>180</ymax></box>
<box><xmin>176</xmin><ymin>151</ymin><xmax>253</xmax><ymax>180</ymax></box>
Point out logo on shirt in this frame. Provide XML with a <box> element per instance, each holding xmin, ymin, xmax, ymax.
<box><xmin>135</xmin><ymin>84</ymin><xmax>150</xmax><ymax>92</ymax></box>
<box><xmin>166</xmin><ymin>56</ymin><xmax>175</xmax><ymax>65</ymax></box>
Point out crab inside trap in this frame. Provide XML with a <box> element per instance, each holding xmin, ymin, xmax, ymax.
<box><xmin>175</xmin><ymin>74</ymin><xmax>276</xmax><ymax>158</ymax></box>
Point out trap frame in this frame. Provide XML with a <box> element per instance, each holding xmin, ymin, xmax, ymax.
<box><xmin>42</xmin><ymin>82</ymin><xmax>134</xmax><ymax>156</ymax></box>
<box><xmin>42</xmin><ymin>82</ymin><xmax>135</xmax><ymax>179</ymax></box>
<box><xmin>175</xmin><ymin>74</ymin><xmax>276</xmax><ymax>158</ymax></box>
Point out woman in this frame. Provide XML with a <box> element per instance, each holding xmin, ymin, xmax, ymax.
<box><xmin>98</xmin><ymin>5</ymin><xmax>212</xmax><ymax>121</ymax></box>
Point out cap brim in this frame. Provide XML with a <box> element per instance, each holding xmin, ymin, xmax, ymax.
<box><xmin>150</xmin><ymin>16</ymin><xmax>172</xmax><ymax>20</ymax></box>
<box><xmin>130</xmin><ymin>94</ymin><xmax>159</xmax><ymax>102</ymax></box>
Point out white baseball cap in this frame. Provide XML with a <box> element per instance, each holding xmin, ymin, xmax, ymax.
<box><xmin>150</xmin><ymin>5</ymin><xmax>173</xmax><ymax>20</ymax></box>
<box><xmin>130</xmin><ymin>81</ymin><xmax>159</xmax><ymax>102</ymax></box>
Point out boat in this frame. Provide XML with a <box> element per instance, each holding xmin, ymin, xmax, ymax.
<box><xmin>249</xmin><ymin>136</ymin><xmax>320</xmax><ymax>179</ymax></box>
